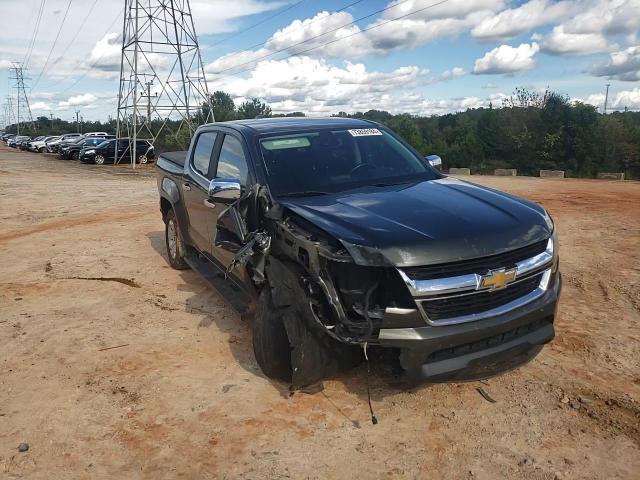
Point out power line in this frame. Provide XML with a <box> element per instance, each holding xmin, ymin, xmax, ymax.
<box><xmin>58</xmin><ymin>0</ymin><xmax>100</xmax><ymax>58</ymax></box>
<box><xmin>32</xmin><ymin>0</ymin><xmax>75</xmax><ymax>89</ymax></box>
<box><xmin>210</xmin><ymin>0</ymin><xmax>414</xmax><ymax>76</ymax></box>
<box><xmin>215</xmin><ymin>0</ymin><xmax>367</xmax><ymax>70</ymax></box>
<box><xmin>24</xmin><ymin>0</ymin><xmax>47</xmax><ymax>69</ymax></box>
<box><xmin>211</xmin><ymin>0</ymin><xmax>450</xmax><ymax>80</ymax></box>
<box><xmin>48</xmin><ymin>7</ymin><xmax>124</xmax><ymax>95</ymax></box>
<box><xmin>208</xmin><ymin>0</ymin><xmax>309</xmax><ymax>48</ymax></box>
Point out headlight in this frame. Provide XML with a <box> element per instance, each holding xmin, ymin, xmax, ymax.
<box><xmin>84</xmin><ymin>149</ymin><xmax>96</xmax><ymax>154</ymax></box>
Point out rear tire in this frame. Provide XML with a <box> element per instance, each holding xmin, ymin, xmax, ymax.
<box><xmin>253</xmin><ymin>288</ymin><xmax>293</xmax><ymax>382</ymax></box>
<box><xmin>165</xmin><ymin>209</ymin><xmax>189</xmax><ymax>270</ymax></box>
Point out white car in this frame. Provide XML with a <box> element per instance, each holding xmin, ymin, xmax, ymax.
<box><xmin>30</xmin><ymin>136</ymin><xmax>59</xmax><ymax>152</ymax></box>
<box><xmin>46</xmin><ymin>133</ymin><xmax>84</xmax><ymax>153</ymax></box>
<box><xmin>85</xmin><ymin>131</ymin><xmax>109</xmax><ymax>137</ymax></box>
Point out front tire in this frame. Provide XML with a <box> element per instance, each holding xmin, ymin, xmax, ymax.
<box><xmin>165</xmin><ymin>209</ymin><xmax>188</xmax><ymax>270</ymax></box>
<box><xmin>138</xmin><ymin>154</ymin><xmax>148</xmax><ymax>164</ymax></box>
<box><xmin>253</xmin><ymin>288</ymin><xmax>293</xmax><ymax>382</ymax></box>
<box><xmin>94</xmin><ymin>155</ymin><xmax>105</xmax><ymax>165</ymax></box>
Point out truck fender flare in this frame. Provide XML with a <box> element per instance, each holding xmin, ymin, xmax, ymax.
<box><xmin>161</xmin><ymin>177</ymin><xmax>180</xmax><ymax>204</ymax></box>
<box><xmin>159</xmin><ymin>179</ymin><xmax>192</xmax><ymax>247</ymax></box>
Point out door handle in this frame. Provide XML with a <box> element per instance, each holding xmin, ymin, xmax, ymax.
<box><xmin>183</xmin><ymin>182</ymin><xmax>191</xmax><ymax>191</ymax></box>
<box><xmin>204</xmin><ymin>198</ymin><xmax>216</xmax><ymax>209</ymax></box>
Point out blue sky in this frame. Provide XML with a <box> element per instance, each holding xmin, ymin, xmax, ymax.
<box><xmin>1</xmin><ymin>0</ymin><xmax>639</xmax><ymax>123</ymax></box>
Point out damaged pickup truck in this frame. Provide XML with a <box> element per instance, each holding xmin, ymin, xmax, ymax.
<box><xmin>156</xmin><ymin>118</ymin><xmax>561</xmax><ymax>389</ymax></box>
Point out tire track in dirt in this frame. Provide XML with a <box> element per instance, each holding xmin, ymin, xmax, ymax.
<box><xmin>0</xmin><ymin>208</ymin><xmax>149</xmax><ymax>243</ymax></box>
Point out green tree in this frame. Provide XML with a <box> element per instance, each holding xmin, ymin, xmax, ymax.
<box><xmin>237</xmin><ymin>98</ymin><xmax>272</xmax><ymax>119</ymax></box>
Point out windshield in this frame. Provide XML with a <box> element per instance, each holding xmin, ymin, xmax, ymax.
<box><xmin>259</xmin><ymin>127</ymin><xmax>438</xmax><ymax>196</ymax></box>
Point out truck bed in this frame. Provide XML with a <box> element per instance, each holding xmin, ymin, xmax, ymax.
<box><xmin>159</xmin><ymin>151</ymin><xmax>187</xmax><ymax>167</ymax></box>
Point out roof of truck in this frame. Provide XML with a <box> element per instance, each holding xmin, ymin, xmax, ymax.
<box><xmin>208</xmin><ymin>117</ymin><xmax>377</xmax><ymax>135</ymax></box>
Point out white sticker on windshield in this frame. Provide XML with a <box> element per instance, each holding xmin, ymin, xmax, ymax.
<box><xmin>347</xmin><ymin>128</ymin><xmax>383</xmax><ymax>137</ymax></box>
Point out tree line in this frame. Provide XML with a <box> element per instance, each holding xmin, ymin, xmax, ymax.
<box><xmin>5</xmin><ymin>88</ymin><xmax>639</xmax><ymax>178</ymax></box>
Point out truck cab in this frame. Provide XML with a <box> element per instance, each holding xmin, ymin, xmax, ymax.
<box><xmin>156</xmin><ymin>118</ymin><xmax>561</xmax><ymax>388</ymax></box>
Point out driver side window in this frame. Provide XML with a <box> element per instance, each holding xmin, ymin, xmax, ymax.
<box><xmin>215</xmin><ymin>135</ymin><xmax>248</xmax><ymax>185</ymax></box>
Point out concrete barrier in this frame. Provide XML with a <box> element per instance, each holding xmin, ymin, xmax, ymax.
<box><xmin>494</xmin><ymin>168</ymin><xmax>517</xmax><ymax>176</ymax></box>
<box><xmin>448</xmin><ymin>167</ymin><xmax>471</xmax><ymax>175</ymax></box>
<box><xmin>597</xmin><ymin>172</ymin><xmax>625</xmax><ymax>180</ymax></box>
<box><xmin>540</xmin><ymin>170</ymin><xmax>565</xmax><ymax>178</ymax></box>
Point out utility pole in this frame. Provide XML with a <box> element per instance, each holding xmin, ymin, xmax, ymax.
<box><xmin>50</xmin><ymin>113</ymin><xmax>54</xmax><ymax>131</ymax></box>
<box><xmin>75</xmin><ymin>110</ymin><xmax>80</xmax><ymax>133</ymax></box>
<box><xmin>140</xmin><ymin>80</ymin><xmax>157</xmax><ymax>125</ymax></box>
<box><xmin>116</xmin><ymin>0</ymin><xmax>214</xmax><ymax>168</ymax></box>
<box><xmin>9</xmin><ymin>63</ymin><xmax>35</xmax><ymax>134</ymax></box>
<box><xmin>604</xmin><ymin>83</ymin><xmax>611</xmax><ymax>115</ymax></box>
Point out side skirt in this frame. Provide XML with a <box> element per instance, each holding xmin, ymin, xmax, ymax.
<box><xmin>184</xmin><ymin>254</ymin><xmax>252</xmax><ymax>316</ymax></box>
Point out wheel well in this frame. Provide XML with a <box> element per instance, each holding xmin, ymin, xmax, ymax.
<box><xmin>160</xmin><ymin>197</ymin><xmax>172</xmax><ymax>223</ymax></box>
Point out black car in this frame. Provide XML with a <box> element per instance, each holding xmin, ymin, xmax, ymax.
<box><xmin>155</xmin><ymin>117</ymin><xmax>561</xmax><ymax>389</ymax></box>
<box><xmin>79</xmin><ymin>138</ymin><xmax>155</xmax><ymax>165</ymax></box>
<box><xmin>59</xmin><ymin>137</ymin><xmax>111</xmax><ymax>160</ymax></box>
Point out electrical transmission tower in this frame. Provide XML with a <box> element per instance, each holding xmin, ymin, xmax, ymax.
<box><xmin>116</xmin><ymin>0</ymin><xmax>214</xmax><ymax>167</ymax></box>
<box><xmin>9</xmin><ymin>63</ymin><xmax>35</xmax><ymax>135</ymax></box>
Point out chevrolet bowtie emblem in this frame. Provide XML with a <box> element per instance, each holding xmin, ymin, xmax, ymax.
<box><xmin>480</xmin><ymin>268</ymin><xmax>517</xmax><ymax>290</ymax></box>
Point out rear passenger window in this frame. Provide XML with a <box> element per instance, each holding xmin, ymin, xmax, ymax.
<box><xmin>216</xmin><ymin>135</ymin><xmax>248</xmax><ymax>185</ymax></box>
<box><xmin>192</xmin><ymin>132</ymin><xmax>217</xmax><ymax>178</ymax></box>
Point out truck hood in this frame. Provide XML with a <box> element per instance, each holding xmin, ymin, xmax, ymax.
<box><xmin>280</xmin><ymin>177</ymin><xmax>552</xmax><ymax>267</ymax></box>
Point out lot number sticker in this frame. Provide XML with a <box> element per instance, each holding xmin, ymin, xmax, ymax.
<box><xmin>348</xmin><ymin>128</ymin><xmax>383</xmax><ymax>137</ymax></box>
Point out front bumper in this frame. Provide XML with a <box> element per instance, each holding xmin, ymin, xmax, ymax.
<box><xmin>378</xmin><ymin>271</ymin><xmax>561</xmax><ymax>382</ymax></box>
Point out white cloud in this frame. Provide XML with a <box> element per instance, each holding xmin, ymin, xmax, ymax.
<box><xmin>58</xmin><ymin>93</ymin><xmax>98</xmax><ymax>109</ymax></box>
<box><xmin>207</xmin><ymin>55</ymin><xmax>501</xmax><ymax>116</ymax></box>
<box><xmin>580</xmin><ymin>87</ymin><xmax>640</xmax><ymax>111</ymax></box>
<box><xmin>365</xmin><ymin>0</ymin><xmax>505</xmax><ymax>53</ymax></box>
<box><xmin>88</xmin><ymin>33</ymin><xmax>121</xmax><ymax>73</ymax></box>
<box><xmin>590</xmin><ymin>45</ymin><xmax>640</xmax><ymax>81</ymax></box>
<box><xmin>541</xmin><ymin>25</ymin><xmax>609</xmax><ymax>55</ymax></box>
<box><xmin>473</xmin><ymin>42</ymin><xmax>540</xmax><ymax>74</ymax></box>
<box><xmin>536</xmin><ymin>0</ymin><xmax>640</xmax><ymax>56</ymax></box>
<box><xmin>206</xmin><ymin>0</ymin><xmax>507</xmax><ymax>72</ymax></box>
<box><xmin>472</xmin><ymin>0</ymin><xmax>577</xmax><ymax>40</ymax></box>
<box><xmin>265</xmin><ymin>11</ymin><xmax>372</xmax><ymax>59</ymax></box>
<box><xmin>482</xmin><ymin>83</ymin><xmax>498</xmax><ymax>88</ymax></box>
<box><xmin>31</xmin><ymin>102</ymin><xmax>52</xmax><ymax>111</ymax></box>
<box><xmin>440</xmin><ymin>66</ymin><xmax>466</xmax><ymax>80</ymax></box>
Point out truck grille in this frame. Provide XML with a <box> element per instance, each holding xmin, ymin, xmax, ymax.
<box><xmin>404</xmin><ymin>240</ymin><xmax>548</xmax><ymax>280</ymax></box>
<box><xmin>419</xmin><ymin>273</ymin><xmax>543</xmax><ymax>321</ymax></box>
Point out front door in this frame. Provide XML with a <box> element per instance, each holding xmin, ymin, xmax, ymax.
<box><xmin>208</xmin><ymin>133</ymin><xmax>250</xmax><ymax>269</ymax></box>
<box><xmin>183</xmin><ymin>131</ymin><xmax>220</xmax><ymax>253</ymax></box>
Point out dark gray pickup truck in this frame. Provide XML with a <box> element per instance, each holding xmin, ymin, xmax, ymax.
<box><xmin>156</xmin><ymin>117</ymin><xmax>560</xmax><ymax>388</ymax></box>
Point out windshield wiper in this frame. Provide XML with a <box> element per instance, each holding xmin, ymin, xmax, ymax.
<box><xmin>278</xmin><ymin>190</ymin><xmax>330</xmax><ymax>198</ymax></box>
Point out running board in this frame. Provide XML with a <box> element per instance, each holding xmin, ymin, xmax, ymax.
<box><xmin>184</xmin><ymin>254</ymin><xmax>251</xmax><ymax>316</ymax></box>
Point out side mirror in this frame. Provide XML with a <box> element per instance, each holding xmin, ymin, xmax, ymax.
<box><xmin>425</xmin><ymin>154</ymin><xmax>442</xmax><ymax>170</ymax></box>
<box><xmin>208</xmin><ymin>178</ymin><xmax>241</xmax><ymax>200</ymax></box>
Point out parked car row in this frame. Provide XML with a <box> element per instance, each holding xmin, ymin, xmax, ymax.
<box><xmin>1</xmin><ymin>132</ymin><xmax>155</xmax><ymax>165</ymax></box>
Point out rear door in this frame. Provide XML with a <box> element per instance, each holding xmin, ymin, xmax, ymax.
<box><xmin>115</xmin><ymin>139</ymin><xmax>130</xmax><ymax>163</ymax></box>
<box><xmin>183</xmin><ymin>130</ymin><xmax>220</xmax><ymax>253</ymax></box>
